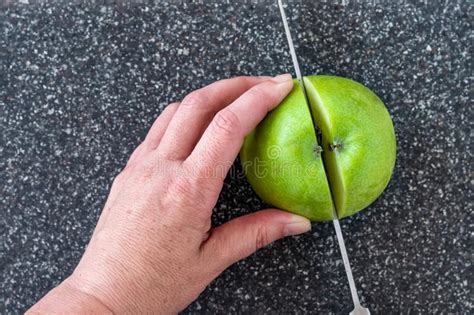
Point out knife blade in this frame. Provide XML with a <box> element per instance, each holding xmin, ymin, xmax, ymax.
<box><xmin>276</xmin><ymin>1</ymin><xmax>370</xmax><ymax>314</ymax></box>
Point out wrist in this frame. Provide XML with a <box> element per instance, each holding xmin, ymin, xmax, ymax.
<box><xmin>27</xmin><ymin>276</ymin><xmax>114</xmax><ymax>314</ymax></box>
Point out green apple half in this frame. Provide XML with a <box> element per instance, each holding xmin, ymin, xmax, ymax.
<box><xmin>240</xmin><ymin>75</ymin><xmax>396</xmax><ymax>221</ymax></box>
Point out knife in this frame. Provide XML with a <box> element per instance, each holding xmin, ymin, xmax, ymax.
<box><xmin>277</xmin><ymin>1</ymin><xmax>371</xmax><ymax>314</ymax></box>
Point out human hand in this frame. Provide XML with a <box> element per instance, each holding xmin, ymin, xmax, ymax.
<box><xmin>28</xmin><ymin>74</ymin><xmax>312</xmax><ymax>314</ymax></box>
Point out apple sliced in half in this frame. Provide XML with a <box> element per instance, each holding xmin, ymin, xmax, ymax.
<box><xmin>240</xmin><ymin>75</ymin><xmax>396</xmax><ymax>221</ymax></box>
<box><xmin>304</xmin><ymin>75</ymin><xmax>396</xmax><ymax>219</ymax></box>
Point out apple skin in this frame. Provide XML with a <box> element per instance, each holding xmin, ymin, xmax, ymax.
<box><xmin>304</xmin><ymin>75</ymin><xmax>396</xmax><ymax>218</ymax></box>
<box><xmin>240</xmin><ymin>75</ymin><xmax>396</xmax><ymax>221</ymax></box>
<box><xmin>240</xmin><ymin>80</ymin><xmax>334</xmax><ymax>221</ymax></box>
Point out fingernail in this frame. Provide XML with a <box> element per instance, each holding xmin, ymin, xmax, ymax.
<box><xmin>283</xmin><ymin>215</ymin><xmax>311</xmax><ymax>236</ymax></box>
<box><xmin>272</xmin><ymin>73</ymin><xmax>292</xmax><ymax>83</ymax></box>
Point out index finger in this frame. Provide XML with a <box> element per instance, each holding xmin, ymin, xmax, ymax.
<box><xmin>157</xmin><ymin>76</ymin><xmax>273</xmax><ymax>160</ymax></box>
<box><xmin>185</xmin><ymin>74</ymin><xmax>294</xmax><ymax>181</ymax></box>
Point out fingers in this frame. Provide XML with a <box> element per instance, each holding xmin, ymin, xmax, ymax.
<box><xmin>201</xmin><ymin>209</ymin><xmax>311</xmax><ymax>270</ymax></box>
<box><xmin>158</xmin><ymin>76</ymin><xmax>273</xmax><ymax>160</ymax></box>
<box><xmin>143</xmin><ymin>102</ymin><xmax>180</xmax><ymax>150</ymax></box>
<box><xmin>126</xmin><ymin>102</ymin><xmax>179</xmax><ymax>167</ymax></box>
<box><xmin>95</xmin><ymin>99</ymin><xmax>178</xmax><ymax>236</ymax></box>
<box><xmin>126</xmin><ymin>143</ymin><xmax>146</xmax><ymax>167</ymax></box>
<box><xmin>186</xmin><ymin>74</ymin><xmax>293</xmax><ymax>180</ymax></box>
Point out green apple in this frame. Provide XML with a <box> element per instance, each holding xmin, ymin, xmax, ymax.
<box><xmin>240</xmin><ymin>75</ymin><xmax>396</xmax><ymax>221</ymax></box>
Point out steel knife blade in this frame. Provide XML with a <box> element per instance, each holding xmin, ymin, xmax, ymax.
<box><xmin>276</xmin><ymin>1</ymin><xmax>370</xmax><ymax>314</ymax></box>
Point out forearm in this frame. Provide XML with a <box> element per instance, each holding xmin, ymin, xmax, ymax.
<box><xmin>27</xmin><ymin>277</ymin><xmax>113</xmax><ymax>315</ymax></box>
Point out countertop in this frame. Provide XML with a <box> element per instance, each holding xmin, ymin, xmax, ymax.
<box><xmin>1</xmin><ymin>1</ymin><xmax>472</xmax><ymax>313</ymax></box>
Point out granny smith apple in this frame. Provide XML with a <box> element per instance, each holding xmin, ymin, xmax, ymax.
<box><xmin>240</xmin><ymin>75</ymin><xmax>396</xmax><ymax>221</ymax></box>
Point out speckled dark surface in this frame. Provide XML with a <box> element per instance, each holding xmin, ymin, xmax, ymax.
<box><xmin>1</xmin><ymin>1</ymin><xmax>472</xmax><ymax>314</ymax></box>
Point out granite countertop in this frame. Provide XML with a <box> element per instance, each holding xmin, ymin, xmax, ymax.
<box><xmin>1</xmin><ymin>1</ymin><xmax>472</xmax><ymax>313</ymax></box>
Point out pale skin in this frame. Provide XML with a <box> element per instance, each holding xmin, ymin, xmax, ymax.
<box><xmin>28</xmin><ymin>74</ymin><xmax>312</xmax><ymax>314</ymax></box>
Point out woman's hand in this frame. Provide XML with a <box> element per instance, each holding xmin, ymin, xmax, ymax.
<box><xmin>28</xmin><ymin>74</ymin><xmax>311</xmax><ymax>314</ymax></box>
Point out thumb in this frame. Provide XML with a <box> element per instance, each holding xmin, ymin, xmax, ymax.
<box><xmin>201</xmin><ymin>209</ymin><xmax>311</xmax><ymax>270</ymax></box>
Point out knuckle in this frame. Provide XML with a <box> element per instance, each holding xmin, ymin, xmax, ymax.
<box><xmin>254</xmin><ymin>226</ymin><xmax>270</xmax><ymax>251</ymax></box>
<box><xmin>162</xmin><ymin>102</ymin><xmax>180</xmax><ymax>114</ymax></box>
<box><xmin>126</xmin><ymin>148</ymin><xmax>142</xmax><ymax>166</ymax></box>
<box><xmin>232</xmin><ymin>76</ymin><xmax>251</xmax><ymax>85</ymax></box>
<box><xmin>112</xmin><ymin>171</ymin><xmax>126</xmax><ymax>186</ymax></box>
<box><xmin>213</xmin><ymin>109</ymin><xmax>240</xmax><ymax>137</ymax></box>
<box><xmin>181</xmin><ymin>90</ymin><xmax>208</xmax><ymax>109</ymax></box>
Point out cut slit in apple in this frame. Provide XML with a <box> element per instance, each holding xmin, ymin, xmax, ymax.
<box><xmin>240</xmin><ymin>75</ymin><xmax>396</xmax><ymax>221</ymax></box>
<box><xmin>303</xmin><ymin>77</ymin><xmax>347</xmax><ymax>218</ymax></box>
